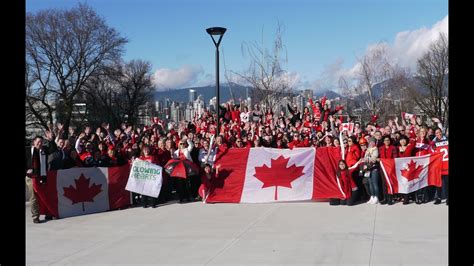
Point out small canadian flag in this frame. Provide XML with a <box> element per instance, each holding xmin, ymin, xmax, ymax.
<box><xmin>339</xmin><ymin>123</ymin><xmax>354</xmax><ymax>133</ymax></box>
<box><xmin>380</xmin><ymin>153</ymin><xmax>442</xmax><ymax>194</ymax></box>
<box><xmin>401</xmin><ymin>112</ymin><xmax>416</xmax><ymax>121</ymax></box>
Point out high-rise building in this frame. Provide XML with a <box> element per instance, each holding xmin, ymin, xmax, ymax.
<box><xmin>209</xmin><ymin>97</ymin><xmax>217</xmax><ymax>112</ymax></box>
<box><xmin>170</xmin><ymin>102</ymin><xmax>177</xmax><ymax>122</ymax></box>
<box><xmin>303</xmin><ymin>89</ymin><xmax>313</xmax><ymax>100</ymax></box>
<box><xmin>293</xmin><ymin>94</ymin><xmax>305</xmax><ymax>113</ymax></box>
<box><xmin>185</xmin><ymin>104</ymin><xmax>193</xmax><ymax>121</ymax></box>
<box><xmin>193</xmin><ymin>96</ymin><xmax>205</xmax><ymax>118</ymax></box>
<box><xmin>155</xmin><ymin>100</ymin><xmax>163</xmax><ymax>112</ymax></box>
<box><xmin>189</xmin><ymin>89</ymin><xmax>196</xmax><ymax>103</ymax></box>
<box><xmin>164</xmin><ymin>98</ymin><xmax>171</xmax><ymax>109</ymax></box>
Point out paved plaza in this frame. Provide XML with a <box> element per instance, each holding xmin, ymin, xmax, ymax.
<box><xmin>26</xmin><ymin>200</ymin><xmax>448</xmax><ymax>265</ymax></box>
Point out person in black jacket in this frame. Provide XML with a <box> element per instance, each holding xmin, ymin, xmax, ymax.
<box><xmin>287</xmin><ymin>104</ymin><xmax>301</xmax><ymax>127</ymax></box>
<box><xmin>25</xmin><ymin>132</ymin><xmax>58</xmax><ymax>223</ymax></box>
<box><xmin>47</xmin><ymin>138</ymin><xmax>67</xmax><ymax>171</ymax></box>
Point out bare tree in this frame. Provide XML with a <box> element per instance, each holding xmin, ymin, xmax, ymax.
<box><xmin>339</xmin><ymin>43</ymin><xmax>393</xmax><ymax>122</ymax></box>
<box><xmin>114</xmin><ymin>60</ymin><xmax>155</xmax><ymax>126</ymax></box>
<box><xmin>357</xmin><ymin>44</ymin><xmax>392</xmax><ymax>116</ymax></box>
<box><xmin>83</xmin><ymin>65</ymin><xmax>123</xmax><ymax>128</ymax></box>
<box><xmin>410</xmin><ymin>33</ymin><xmax>449</xmax><ymax>128</ymax></box>
<box><xmin>383</xmin><ymin>66</ymin><xmax>418</xmax><ymax>117</ymax></box>
<box><xmin>25</xmin><ymin>61</ymin><xmax>55</xmax><ymax>131</ymax></box>
<box><xmin>83</xmin><ymin>60</ymin><xmax>154</xmax><ymax>128</ymax></box>
<box><xmin>26</xmin><ymin>3</ymin><xmax>127</xmax><ymax>135</ymax></box>
<box><xmin>235</xmin><ymin>22</ymin><xmax>292</xmax><ymax>112</ymax></box>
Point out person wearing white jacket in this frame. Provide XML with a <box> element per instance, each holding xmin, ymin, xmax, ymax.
<box><xmin>363</xmin><ymin>137</ymin><xmax>380</xmax><ymax>204</ymax></box>
<box><xmin>173</xmin><ymin>138</ymin><xmax>194</xmax><ymax>161</ymax></box>
<box><xmin>198</xmin><ymin>139</ymin><xmax>217</xmax><ymax>167</ymax></box>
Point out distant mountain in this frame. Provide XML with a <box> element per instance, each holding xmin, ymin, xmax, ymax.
<box><xmin>154</xmin><ymin>83</ymin><xmax>251</xmax><ymax>103</ymax></box>
<box><xmin>362</xmin><ymin>74</ymin><xmax>448</xmax><ymax>98</ymax></box>
<box><xmin>155</xmin><ymin>83</ymin><xmax>345</xmax><ymax>104</ymax></box>
<box><xmin>313</xmin><ymin>90</ymin><xmax>343</xmax><ymax>99</ymax></box>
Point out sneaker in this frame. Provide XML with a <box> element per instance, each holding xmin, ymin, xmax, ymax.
<box><xmin>45</xmin><ymin>215</ymin><xmax>53</xmax><ymax>221</ymax></box>
<box><xmin>367</xmin><ymin>196</ymin><xmax>374</xmax><ymax>204</ymax></box>
<box><xmin>372</xmin><ymin>196</ymin><xmax>379</xmax><ymax>204</ymax></box>
<box><xmin>33</xmin><ymin>217</ymin><xmax>40</xmax><ymax>224</ymax></box>
<box><xmin>434</xmin><ymin>198</ymin><xmax>442</xmax><ymax>205</ymax></box>
<box><xmin>403</xmin><ymin>199</ymin><xmax>410</xmax><ymax>205</ymax></box>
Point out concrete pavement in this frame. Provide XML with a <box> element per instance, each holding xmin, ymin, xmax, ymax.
<box><xmin>26</xmin><ymin>200</ymin><xmax>448</xmax><ymax>265</ymax></box>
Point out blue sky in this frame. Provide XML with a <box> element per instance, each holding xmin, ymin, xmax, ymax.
<box><xmin>27</xmin><ymin>0</ymin><xmax>448</xmax><ymax>91</ymax></box>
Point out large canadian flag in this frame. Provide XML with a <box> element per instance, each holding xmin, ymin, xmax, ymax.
<box><xmin>205</xmin><ymin>147</ymin><xmax>345</xmax><ymax>203</ymax></box>
<box><xmin>33</xmin><ymin>165</ymin><xmax>131</xmax><ymax>218</ymax></box>
<box><xmin>379</xmin><ymin>153</ymin><xmax>442</xmax><ymax>194</ymax></box>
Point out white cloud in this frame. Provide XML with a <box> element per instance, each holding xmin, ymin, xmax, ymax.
<box><xmin>280</xmin><ymin>71</ymin><xmax>301</xmax><ymax>89</ymax></box>
<box><xmin>389</xmin><ymin>15</ymin><xmax>448</xmax><ymax>70</ymax></box>
<box><xmin>306</xmin><ymin>15</ymin><xmax>448</xmax><ymax>93</ymax></box>
<box><xmin>152</xmin><ymin>65</ymin><xmax>206</xmax><ymax>90</ymax></box>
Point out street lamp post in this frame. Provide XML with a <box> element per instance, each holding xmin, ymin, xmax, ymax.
<box><xmin>206</xmin><ymin>27</ymin><xmax>226</xmax><ymax>136</ymax></box>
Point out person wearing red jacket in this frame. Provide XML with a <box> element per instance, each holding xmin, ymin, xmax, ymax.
<box><xmin>199</xmin><ymin>164</ymin><xmax>220</xmax><ymax>202</ymax></box>
<box><xmin>288</xmin><ymin>134</ymin><xmax>309</xmax><ymax>149</ymax></box>
<box><xmin>345</xmin><ymin>136</ymin><xmax>361</xmax><ymax>167</ymax></box>
<box><xmin>397</xmin><ymin>135</ymin><xmax>415</xmax><ymax>158</ymax></box>
<box><xmin>413</xmin><ymin>126</ymin><xmax>431</xmax><ymax>204</ymax></box>
<box><xmin>430</xmin><ymin>127</ymin><xmax>448</xmax><ymax>205</ymax></box>
<box><xmin>308</xmin><ymin>98</ymin><xmax>322</xmax><ymax>121</ymax></box>
<box><xmin>378</xmin><ymin>136</ymin><xmax>398</xmax><ymax>205</ymax></box>
<box><xmin>397</xmin><ymin>135</ymin><xmax>415</xmax><ymax>204</ymax></box>
<box><xmin>231</xmin><ymin>105</ymin><xmax>241</xmax><ymax>123</ymax></box>
<box><xmin>413</xmin><ymin>126</ymin><xmax>431</xmax><ymax>156</ymax></box>
<box><xmin>214</xmin><ymin>135</ymin><xmax>228</xmax><ymax>161</ymax></box>
<box><xmin>329</xmin><ymin>160</ymin><xmax>357</xmax><ymax>206</ymax></box>
<box><xmin>320</xmin><ymin>103</ymin><xmax>331</xmax><ymax>123</ymax></box>
<box><xmin>345</xmin><ymin>136</ymin><xmax>363</xmax><ymax>204</ymax></box>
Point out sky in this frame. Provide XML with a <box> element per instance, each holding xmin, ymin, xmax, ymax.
<box><xmin>26</xmin><ymin>0</ymin><xmax>448</xmax><ymax>92</ymax></box>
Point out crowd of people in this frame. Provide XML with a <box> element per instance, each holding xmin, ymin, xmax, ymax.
<box><xmin>25</xmin><ymin>95</ymin><xmax>449</xmax><ymax>223</ymax></box>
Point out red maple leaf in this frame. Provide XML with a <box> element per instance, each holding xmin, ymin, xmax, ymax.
<box><xmin>253</xmin><ymin>155</ymin><xmax>305</xmax><ymax>200</ymax></box>
<box><xmin>63</xmin><ymin>173</ymin><xmax>102</xmax><ymax>212</ymax></box>
<box><xmin>400</xmin><ymin>160</ymin><xmax>424</xmax><ymax>182</ymax></box>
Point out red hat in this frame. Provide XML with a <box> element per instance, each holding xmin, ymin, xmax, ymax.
<box><xmin>358</xmin><ymin>138</ymin><xmax>367</xmax><ymax>145</ymax></box>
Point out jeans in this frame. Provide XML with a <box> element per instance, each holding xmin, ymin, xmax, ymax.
<box><xmin>368</xmin><ymin>168</ymin><xmax>380</xmax><ymax>198</ymax></box>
